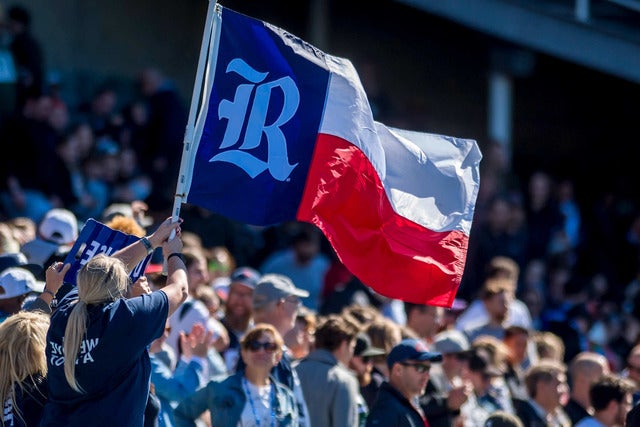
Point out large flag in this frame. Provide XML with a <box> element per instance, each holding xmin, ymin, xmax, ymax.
<box><xmin>178</xmin><ymin>4</ymin><xmax>482</xmax><ymax>307</ymax></box>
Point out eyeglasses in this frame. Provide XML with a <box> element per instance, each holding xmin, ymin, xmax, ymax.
<box><xmin>400</xmin><ymin>362</ymin><xmax>431</xmax><ymax>373</ymax></box>
<box><xmin>246</xmin><ymin>341</ymin><xmax>279</xmax><ymax>353</ymax></box>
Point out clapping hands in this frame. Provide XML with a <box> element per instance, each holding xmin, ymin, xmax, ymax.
<box><xmin>180</xmin><ymin>322</ymin><xmax>215</xmax><ymax>359</ymax></box>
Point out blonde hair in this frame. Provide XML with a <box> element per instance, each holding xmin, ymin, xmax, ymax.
<box><xmin>366</xmin><ymin>317</ymin><xmax>402</xmax><ymax>364</ymax></box>
<box><xmin>531</xmin><ymin>331</ymin><xmax>565</xmax><ymax>362</ymax></box>
<box><xmin>341</xmin><ymin>304</ymin><xmax>381</xmax><ymax>327</ymax></box>
<box><xmin>0</xmin><ymin>311</ymin><xmax>50</xmax><ymax>424</ymax></box>
<box><xmin>471</xmin><ymin>335</ymin><xmax>511</xmax><ymax>373</ymax></box>
<box><xmin>64</xmin><ymin>254</ymin><xmax>130</xmax><ymax>392</ymax></box>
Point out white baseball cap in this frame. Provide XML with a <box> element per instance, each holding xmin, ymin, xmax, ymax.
<box><xmin>38</xmin><ymin>208</ymin><xmax>78</xmax><ymax>245</ymax></box>
<box><xmin>0</xmin><ymin>267</ymin><xmax>44</xmax><ymax>299</ymax></box>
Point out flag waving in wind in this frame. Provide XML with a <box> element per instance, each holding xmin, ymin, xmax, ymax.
<box><xmin>177</xmin><ymin>4</ymin><xmax>482</xmax><ymax>307</ymax></box>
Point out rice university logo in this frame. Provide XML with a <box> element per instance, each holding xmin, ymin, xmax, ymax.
<box><xmin>211</xmin><ymin>58</ymin><xmax>299</xmax><ymax>181</ymax></box>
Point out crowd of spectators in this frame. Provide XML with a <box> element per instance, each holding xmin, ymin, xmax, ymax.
<box><xmin>2</xmin><ymin>4</ymin><xmax>640</xmax><ymax>427</ymax></box>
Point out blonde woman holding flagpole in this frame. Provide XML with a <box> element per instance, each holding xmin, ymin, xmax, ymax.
<box><xmin>40</xmin><ymin>217</ymin><xmax>187</xmax><ymax>427</ymax></box>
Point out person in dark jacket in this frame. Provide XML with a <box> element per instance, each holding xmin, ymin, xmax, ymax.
<box><xmin>513</xmin><ymin>359</ymin><xmax>571</xmax><ymax>427</ymax></box>
<box><xmin>366</xmin><ymin>338</ymin><xmax>442</xmax><ymax>427</ymax></box>
<box><xmin>563</xmin><ymin>351</ymin><xmax>610</xmax><ymax>425</ymax></box>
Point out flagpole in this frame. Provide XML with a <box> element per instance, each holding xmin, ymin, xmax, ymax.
<box><xmin>170</xmin><ymin>0</ymin><xmax>220</xmax><ymax>232</ymax></box>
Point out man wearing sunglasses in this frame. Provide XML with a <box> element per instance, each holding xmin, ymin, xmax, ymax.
<box><xmin>366</xmin><ymin>338</ymin><xmax>443</xmax><ymax>427</ymax></box>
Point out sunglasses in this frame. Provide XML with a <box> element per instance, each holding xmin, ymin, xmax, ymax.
<box><xmin>283</xmin><ymin>296</ymin><xmax>302</xmax><ymax>307</ymax></box>
<box><xmin>246</xmin><ymin>341</ymin><xmax>279</xmax><ymax>353</ymax></box>
<box><xmin>400</xmin><ymin>362</ymin><xmax>431</xmax><ymax>373</ymax></box>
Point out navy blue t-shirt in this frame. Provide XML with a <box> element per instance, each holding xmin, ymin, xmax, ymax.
<box><xmin>40</xmin><ymin>288</ymin><xmax>169</xmax><ymax>427</ymax></box>
<box><xmin>2</xmin><ymin>374</ymin><xmax>47</xmax><ymax>427</ymax></box>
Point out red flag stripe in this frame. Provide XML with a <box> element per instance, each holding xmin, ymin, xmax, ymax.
<box><xmin>297</xmin><ymin>133</ymin><xmax>469</xmax><ymax>307</ymax></box>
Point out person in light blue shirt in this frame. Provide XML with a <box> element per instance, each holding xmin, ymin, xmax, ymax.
<box><xmin>150</xmin><ymin>320</ymin><xmax>211</xmax><ymax>427</ymax></box>
<box><xmin>260</xmin><ymin>224</ymin><xmax>329</xmax><ymax>311</ymax></box>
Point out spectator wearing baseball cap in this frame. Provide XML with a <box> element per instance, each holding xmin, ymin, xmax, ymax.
<box><xmin>0</xmin><ymin>267</ymin><xmax>44</xmax><ymax>322</ymax></box>
<box><xmin>284</xmin><ymin>305</ymin><xmax>317</xmax><ymax>361</ymax></box>
<box><xmin>355</xmin><ymin>332</ymin><xmax>386</xmax><ymax>359</ymax></box>
<box><xmin>349</xmin><ymin>332</ymin><xmax>386</xmax><ymax>410</ymax></box>
<box><xmin>250</xmin><ymin>274</ymin><xmax>309</xmax><ymax>349</ymax></box>
<box><xmin>21</xmin><ymin>208</ymin><xmax>79</xmax><ymax>267</ymax></box>
<box><xmin>0</xmin><ymin>252</ymin><xmax>43</xmax><ymax>277</ymax></box>
<box><xmin>426</xmin><ymin>329</ymin><xmax>472</xmax><ymax>425</ymax></box>
<box><xmin>0</xmin><ymin>253</ymin><xmax>72</xmax><ymax>317</ymax></box>
<box><xmin>219</xmin><ymin>266</ymin><xmax>261</xmax><ymax>372</ymax></box>
<box><xmin>366</xmin><ymin>338</ymin><xmax>442</xmax><ymax>427</ymax></box>
<box><xmin>420</xmin><ymin>329</ymin><xmax>473</xmax><ymax>427</ymax></box>
<box><xmin>432</xmin><ymin>329</ymin><xmax>471</xmax><ymax>388</ymax></box>
<box><xmin>252</xmin><ymin>274</ymin><xmax>309</xmax><ymax>318</ymax></box>
<box><xmin>460</xmin><ymin>346</ymin><xmax>511</xmax><ymax>426</ymax></box>
<box><xmin>217</xmin><ymin>265</ymin><xmax>260</xmax><ymax>302</ymax></box>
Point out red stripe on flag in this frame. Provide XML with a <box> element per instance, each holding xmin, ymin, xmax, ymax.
<box><xmin>297</xmin><ymin>133</ymin><xmax>469</xmax><ymax>307</ymax></box>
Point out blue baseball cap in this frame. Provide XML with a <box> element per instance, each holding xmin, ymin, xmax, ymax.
<box><xmin>387</xmin><ymin>338</ymin><xmax>442</xmax><ymax>369</ymax></box>
<box><xmin>229</xmin><ymin>266</ymin><xmax>261</xmax><ymax>290</ymax></box>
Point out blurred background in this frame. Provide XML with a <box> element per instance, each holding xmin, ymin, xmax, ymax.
<box><xmin>2</xmin><ymin>0</ymin><xmax>639</xmax><ymax>208</ymax></box>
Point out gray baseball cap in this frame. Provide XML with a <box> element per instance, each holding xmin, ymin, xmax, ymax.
<box><xmin>354</xmin><ymin>332</ymin><xmax>386</xmax><ymax>358</ymax></box>
<box><xmin>252</xmin><ymin>274</ymin><xmax>309</xmax><ymax>309</ymax></box>
<box><xmin>433</xmin><ymin>329</ymin><xmax>470</xmax><ymax>354</ymax></box>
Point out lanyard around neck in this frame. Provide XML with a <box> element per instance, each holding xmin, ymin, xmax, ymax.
<box><xmin>242</xmin><ymin>376</ymin><xmax>276</xmax><ymax>427</ymax></box>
